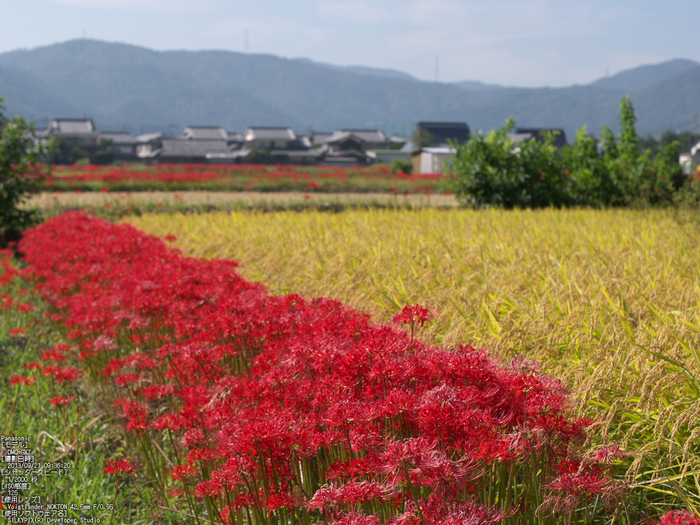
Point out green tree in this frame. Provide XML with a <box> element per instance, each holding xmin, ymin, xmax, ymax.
<box><xmin>47</xmin><ymin>137</ymin><xmax>89</xmax><ymax>165</ymax></box>
<box><xmin>91</xmin><ymin>138</ymin><xmax>115</xmax><ymax>165</ymax></box>
<box><xmin>447</xmin><ymin>118</ymin><xmax>570</xmax><ymax>208</ymax></box>
<box><xmin>0</xmin><ymin>98</ymin><xmax>47</xmax><ymax>246</ymax></box>
<box><xmin>243</xmin><ymin>146</ymin><xmax>274</xmax><ymax>164</ymax></box>
<box><xmin>390</xmin><ymin>158</ymin><xmax>412</xmax><ymax>175</ymax></box>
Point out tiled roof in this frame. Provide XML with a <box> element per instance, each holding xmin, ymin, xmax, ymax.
<box><xmin>327</xmin><ymin>129</ymin><xmax>388</xmax><ymax>144</ymax></box>
<box><xmin>50</xmin><ymin>119</ymin><xmax>95</xmax><ymax>134</ymax></box>
<box><xmin>100</xmin><ymin>132</ymin><xmax>136</xmax><ymax>145</ymax></box>
<box><xmin>245</xmin><ymin>127</ymin><xmax>296</xmax><ymax>141</ymax></box>
<box><xmin>136</xmin><ymin>132</ymin><xmax>163</xmax><ymax>143</ymax></box>
<box><xmin>311</xmin><ymin>132</ymin><xmax>333</xmax><ymax>144</ymax></box>
<box><xmin>181</xmin><ymin>126</ymin><xmax>229</xmax><ymax>140</ymax></box>
<box><xmin>158</xmin><ymin>139</ymin><xmax>232</xmax><ymax>157</ymax></box>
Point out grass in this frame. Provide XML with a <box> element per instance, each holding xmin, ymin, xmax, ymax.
<box><xmin>127</xmin><ymin>207</ymin><xmax>700</xmax><ymax>513</ymax></box>
<box><xmin>0</xmin><ymin>256</ymin><xmax>186</xmax><ymax>524</ymax></box>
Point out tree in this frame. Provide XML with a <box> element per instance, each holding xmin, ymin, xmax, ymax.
<box><xmin>390</xmin><ymin>158</ymin><xmax>412</xmax><ymax>175</ymax></box>
<box><xmin>243</xmin><ymin>146</ymin><xmax>274</xmax><ymax>164</ymax></box>
<box><xmin>412</xmin><ymin>127</ymin><xmax>435</xmax><ymax>149</ymax></box>
<box><xmin>91</xmin><ymin>138</ymin><xmax>115</xmax><ymax>165</ymax></box>
<box><xmin>47</xmin><ymin>137</ymin><xmax>89</xmax><ymax>165</ymax></box>
<box><xmin>0</xmin><ymin>98</ymin><xmax>47</xmax><ymax>246</ymax></box>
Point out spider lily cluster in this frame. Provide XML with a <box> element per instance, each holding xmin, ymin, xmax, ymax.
<box><xmin>14</xmin><ymin>212</ymin><xmax>627</xmax><ymax>525</ymax></box>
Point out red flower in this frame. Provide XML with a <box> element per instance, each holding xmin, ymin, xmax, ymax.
<box><xmin>50</xmin><ymin>395</ymin><xmax>76</xmax><ymax>407</ymax></box>
<box><xmin>10</xmin><ymin>375</ymin><xmax>35</xmax><ymax>386</ymax></box>
<box><xmin>658</xmin><ymin>511</ymin><xmax>700</xmax><ymax>525</ymax></box>
<box><xmin>392</xmin><ymin>304</ymin><xmax>435</xmax><ymax>327</ymax></box>
<box><xmin>103</xmin><ymin>458</ymin><xmax>139</xmax><ymax>475</ymax></box>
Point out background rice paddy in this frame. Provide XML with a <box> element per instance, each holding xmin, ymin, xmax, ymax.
<box><xmin>128</xmin><ymin>208</ymin><xmax>700</xmax><ymax>509</ymax></box>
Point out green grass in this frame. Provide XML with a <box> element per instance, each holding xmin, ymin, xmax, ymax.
<box><xmin>0</xmin><ymin>260</ymin><xmax>187</xmax><ymax>524</ymax></box>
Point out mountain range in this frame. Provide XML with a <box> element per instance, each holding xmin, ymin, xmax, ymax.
<box><xmin>0</xmin><ymin>39</ymin><xmax>698</xmax><ymax>140</ymax></box>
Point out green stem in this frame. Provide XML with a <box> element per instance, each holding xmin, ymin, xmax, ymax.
<box><xmin>107</xmin><ymin>476</ymin><xmax>120</xmax><ymax>525</ymax></box>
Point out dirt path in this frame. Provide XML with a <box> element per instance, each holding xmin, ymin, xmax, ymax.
<box><xmin>27</xmin><ymin>191</ymin><xmax>459</xmax><ymax>208</ymax></box>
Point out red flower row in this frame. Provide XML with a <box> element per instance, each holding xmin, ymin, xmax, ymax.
<box><xmin>16</xmin><ymin>212</ymin><xmax>620</xmax><ymax>524</ymax></box>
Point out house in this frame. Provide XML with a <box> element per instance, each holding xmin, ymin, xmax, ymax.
<box><xmin>136</xmin><ymin>132</ymin><xmax>164</xmax><ymax>159</ymax></box>
<box><xmin>244</xmin><ymin>127</ymin><xmax>297</xmax><ymax>150</ymax></box>
<box><xmin>313</xmin><ymin>129</ymin><xmax>393</xmax><ymax>165</ymax></box>
<box><xmin>99</xmin><ymin>131</ymin><xmax>137</xmax><ymax>159</ymax></box>
<box><xmin>148</xmin><ymin>139</ymin><xmax>233</xmax><ymax>164</ymax></box>
<box><xmin>510</xmin><ymin>128</ymin><xmax>568</xmax><ymax>148</ymax></box>
<box><xmin>323</xmin><ymin>129</ymin><xmax>392</xmax><ymax>150</ymax></box>
<box><xmin>412</xmin><ymin>147</ymin><xmax>456</xmax><ymax>175</ymax></box>
<box><xmin>36</xmin><ymin>118</ymin><xmax>102</xmax><ymax>150</ymax></box>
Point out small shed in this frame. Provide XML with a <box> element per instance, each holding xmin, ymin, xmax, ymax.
<box><xmin>412</xmin><ymin>147</ymin><xmax>455</xmax><ymax>174</ymax></box>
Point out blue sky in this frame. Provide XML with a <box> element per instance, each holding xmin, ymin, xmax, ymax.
<box><xmin>3</xmin><ymin>0</ymin><xmax>699</xmax><ymax>87</ymax></box>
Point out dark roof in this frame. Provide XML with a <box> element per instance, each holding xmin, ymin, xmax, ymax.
<box><xmin>514</xmin><ymin>128</ymin><xmax>568</xmax><ymax>148</ymax></box>
<box><xmin>100</xmin><ymin>131</ymin><xmax>136</xmax><ymax>145</ymax></box>
<box><xmin>415</xmin><ymin>121</ymin><xmax>470</xmax><ymax>145</ymax></box>
<box><xmin>158</xmin><ymin>139</ymin><xmax>232</xmax><ymax>158</ymax></box>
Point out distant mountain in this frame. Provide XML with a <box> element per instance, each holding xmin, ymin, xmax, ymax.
<box><xmin>293</xmin><ymin>58</ymin><xmax>417</xmax><ymax>81</ymax></box>
<box><xmin>0</xmin><ymin>39</ymin><xmax>699</xmax><ymax>140</ymax></box>
<box><xmin>451</xmin><ymin>80</ymin><xmax>504</xmax><ymax>92</ymax></box>
<box><xmin>0</xmin><ymin>63</ymin><xmax>77</xmax><ymax>124</ymax></box>
<box><xmin>591</xmin><ymin>58</ymin><xmax>699</xmax><ymax>91</ymax></box>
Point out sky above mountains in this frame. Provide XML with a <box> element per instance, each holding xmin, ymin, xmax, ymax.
<box><xmin>4</xmin><ymin>0</ymin><xmax>699</xmax><ymax>87</ymax></box>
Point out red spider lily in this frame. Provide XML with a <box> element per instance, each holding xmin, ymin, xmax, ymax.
<box><xmin>103</xmin><ymin>457</ymin><xmax>139</xmax><ymax>475</ymax></box>
<box><xmin>307</xmin><ymin>481</ymin><xmax>394</xmax><ymax>509</ymax></box>
<box><xmin>41</xmin><ymin>346</ymin><xmax>67</xmax><ymax>362</ymax></box>
<box><xmin>50</xmin><ymin>395</ymin><xmax>76</xmax><ymax>407</ymax></box>
<box><xmin>42</xmin><ymin>365</ymin><xmax>81</xmax><ymax>384</ymax></box>
<box><xmin>392</xmin><ymin>304</ymin><xmax>435</xmax><ymax>327</ymax></box>
<box><xmin>658</xmin><ymin>511</ymin><xmax>700</xmax><ymax>525</ymax></box>
<box><xmin>10</xmin><ymin>375</ymin><xmax>35</xmax><ymax>386</ymax></box>
<box><xmin>9</xmin><ymin>327</ymin><xmax>26</xmax><ymax>336</ymax></box>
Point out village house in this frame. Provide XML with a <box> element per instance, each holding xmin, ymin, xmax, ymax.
<box><xmin>35</xmin><ymin>118</ymin><xmax>102</xmax><ymax>150</ymax></box>
<box><xmin>244</xmin><ymin>127</ymin><xmax>297</xmax><ymax>150</ymax></box>
<box><xmin>405</xmin><ymin>122</ymin><xmax>471</xmax><ymax>174</ymax></box>
<box><xmin>148</xmin><ymin>139</ymin><xmax>234</xmax><ymax>164</ymax></box>
<box><xmin>135</xmin><ymin>132</ymin><xmax>164</xmax><ymax>159</ymax></box>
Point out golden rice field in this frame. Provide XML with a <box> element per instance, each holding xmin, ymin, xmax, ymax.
<box><xmin>128</xmin><ymin>208</ymin><xmax>700</xmax><ymax>509</ymax></box>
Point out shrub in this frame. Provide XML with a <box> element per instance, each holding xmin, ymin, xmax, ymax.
<box><xmin>448</xmin><ymin>96</ymin><xmax>686</xmax><ymax>208</ymax></box>
<box><xmin>0</xmin><ymin>98</ymin><xmax>47</xmax><ymax>246</ymax></box>
<box><xmin>390</xmin><ymin>158</ymin><xmax>412</xmax><ymax>175</ymax></box>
